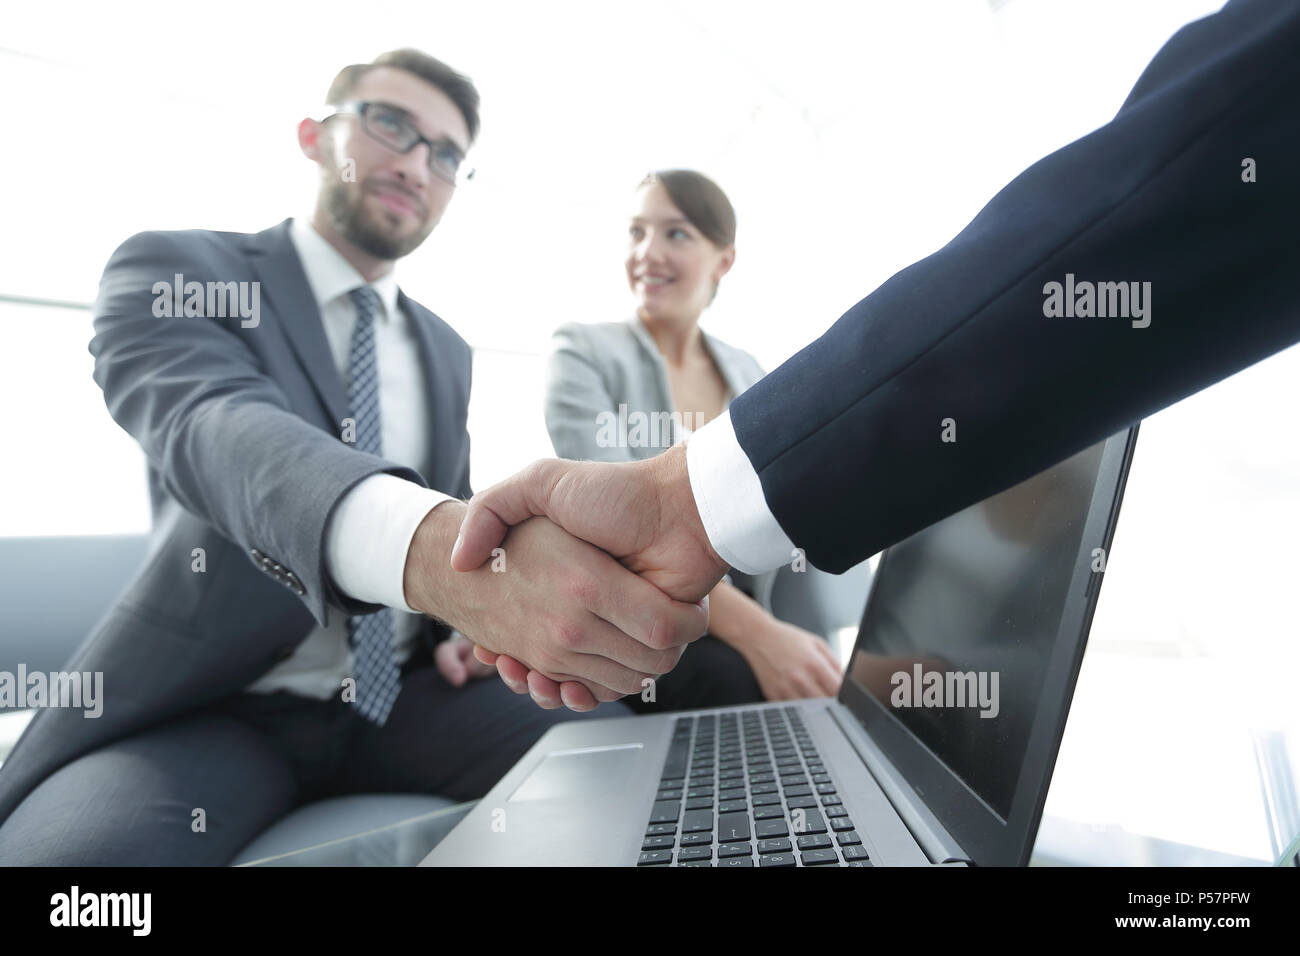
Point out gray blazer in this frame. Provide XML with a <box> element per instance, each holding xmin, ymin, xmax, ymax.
<box><xmin>544</xmin><ymin>316</ymin><xmax>778</xmax><ymax>606</ymax></box>
<box><xmin>545</xmin><ymin>316</ymin><xmax>766</xmax><ymax>463</ymax></box>
<box><xmin>0</xmin><ymin>219</ymin><xmax>473</xmax><ymax>827</ymax></box>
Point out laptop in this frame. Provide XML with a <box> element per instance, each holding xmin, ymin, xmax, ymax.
<box><xmin>424</xmin><ymin>426</ymin><xmax>1138</xmax><ymax>867</ymax></box>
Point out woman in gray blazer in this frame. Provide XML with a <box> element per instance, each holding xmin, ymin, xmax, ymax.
<box><xmin>545</xmin><ymin>169</ymin><xmax>842</xmax><ymax>709</ymax></box>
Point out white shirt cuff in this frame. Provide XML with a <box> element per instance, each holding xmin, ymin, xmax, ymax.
<box><xmin>685</xmin><ymin>408</ymin><xmax>796</xmax><ymax>575</ymax></box>
<box><xmin>326</xmin><ymin>474</ymin><xmax>454</xmax><ymax>613</ymax></box>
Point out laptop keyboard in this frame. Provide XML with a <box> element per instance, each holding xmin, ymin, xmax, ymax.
<box><xmin>636</xmin><ymin>706</ymin><xmax>872</xmax><ymax>867</ymax></box>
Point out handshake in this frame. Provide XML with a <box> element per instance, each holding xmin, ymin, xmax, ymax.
<box><xmin>402</xmin><ymin>443</ymin><xmax>731</xmax><ymax>711</ymax></box>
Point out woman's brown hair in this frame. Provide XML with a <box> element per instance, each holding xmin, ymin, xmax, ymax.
<box><xmin>639</xmin><ymin>169</ymin><xmax>737</xmax><ymax>248</ymax></box>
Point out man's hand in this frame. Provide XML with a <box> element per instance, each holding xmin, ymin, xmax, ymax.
<box><xmin>451</xmin><ymin>443</ymin><xmax>728</xmax><ymax>602</ymax></box>
<box><xmin>434</xmin><ymin>630</ymin><xmax>496</xmax><ymax>687</ymax></box>
<box><xmin>404</xmin><ymin>500</ymin><xmax>709</xmax><ymax>710</ymax></box>
<box><xmin>450</xmin><ymin>443</ymin><xmax>731</xmax><ymax>709</ymax></box>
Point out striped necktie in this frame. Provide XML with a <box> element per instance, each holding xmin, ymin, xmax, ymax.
<box><xmin>344</xmin><ymin>285</ymin><xmax>401</xmax><ymax>725</ymax></box>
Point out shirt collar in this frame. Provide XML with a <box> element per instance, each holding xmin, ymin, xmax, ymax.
<box><xmin>289</xmin><ymin>217</ymin><xmax>401</xmax><ymax>322</ymax></box>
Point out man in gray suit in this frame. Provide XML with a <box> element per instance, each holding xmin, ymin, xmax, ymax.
<box><xmin>0</xmin><ymin>49</ymin><xmax>707</xmax><ymax>865</ymax></box>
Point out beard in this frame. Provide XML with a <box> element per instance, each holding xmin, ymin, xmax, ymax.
<box><xmin>320</xmin><ymin>171</ymin><xmax>435</xmax><ymax>261</ymax></box>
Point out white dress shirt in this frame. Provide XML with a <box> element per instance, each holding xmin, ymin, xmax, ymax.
<box><xmin>686</xmin><ymin>408</ymin><xmax>796</xmax><ymax>575</ymax></box>
<box><xmin>247</xmin><ymin>218</ymin><xmax>453</xmax><ymax>698</ymax></box>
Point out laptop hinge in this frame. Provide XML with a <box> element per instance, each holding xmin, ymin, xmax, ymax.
<box><xmin>828</xmin><ymin>704</ymin><xmax>975</xmax><ymax>866</ymax></box>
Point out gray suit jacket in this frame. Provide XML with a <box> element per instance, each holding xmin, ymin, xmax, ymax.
<box><xmin>544</xmin><ymin>316</ymin><xmax>779</xmax><ymax>605</ymax></box>
<box><xmin>545</xmin><ymin>316</ymin><xmax>766</xmax><ymax>462</ymax></box>
<box><xmin>0</xmin><ymin>219</ymin><xmax>473</xmax><ymax>827</ymax></box>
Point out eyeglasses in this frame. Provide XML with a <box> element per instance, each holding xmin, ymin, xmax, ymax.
<box><xmin>324</xmin><ymin>100</ymin><xmax>475</xmax><ymax>186</ymax></box>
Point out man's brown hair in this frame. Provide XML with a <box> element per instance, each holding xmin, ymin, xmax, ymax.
<box><xmin>326</xmin><ymin>48</ymin><xmax>481</xmax><ymax>143</ymax></box>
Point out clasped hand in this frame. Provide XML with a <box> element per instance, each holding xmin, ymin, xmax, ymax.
<box><xmin>445</xmin><ymin>444</ymin><xmax>729</xmax><ymax>710</ymax></box>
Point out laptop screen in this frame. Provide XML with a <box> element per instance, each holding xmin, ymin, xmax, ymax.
<box><xmin>845</xmin><ymin>438</ymin><xmax>1108</xmax><ymax>820</ymax></box>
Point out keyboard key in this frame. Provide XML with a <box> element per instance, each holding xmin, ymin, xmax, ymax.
<box><xmin>796</xmin><ymin>834</ymin><xmax>833</xmax><ymax>850</ymax></box>
<box><xmin>679</xmin><ymin>832</ymin><xmax>712</xmax><ymax>847</ymax></box>
<box><xmin>753</xmin><ymin>806</ymin><xmax>785</xmax><ymax>820</ymax></box>
<box><xmin>792</xmin><ymin>809</ymin><xmax>827</xmax><ymax>834</ymax></box>
<box><xmin>638</xmin><ymin>850</ymin><xmax>672</xmax><ymax>866</ymax></box>
<box><xmin>677</xmin><ymin>846</ymin><xmax>712</xmax><ymax>862</ymax></box>
<box><xmin>830</xmin><ymin>817</ymin><xmax>856</xmax><ymax>832</ymax></box>
<box><xmin>752</xmin><ymin>793</ymin><xmax>782</xmax><ymax>807</ymax></box>
<box><xmin>648</xmin><ymin>801</ymin><xmax>679</xmax><ymax>824</ymax></box>
<box><xmin>645</xmin><ymin>823</ymin><xmax>676</xmax><ymax>836</ymax></box>
<box><xmin>643</xmin><ymin>835</ymin><xmax>675</xmax><ymax>850</ymax></box>
<box><xmin>719</xmin><ymin>800</ymin><xmax>748</xmax><ymax>814</ymax></box>
<box><xmin>662</xmin><ymin>738</ymin><xmax>690</xmax><ymax>779</ymax></box>
<box><xmin>812</xmin><ymin>773</ymin><xmax>832</xmax><ymax>784</ymax></box>
<box><xmin>656</xmin><ymin>790</ymin><xmax>682</xmax><ymax>801</ymax></box>
<box><xmin>751</xmin><ymin>783</ymin><xmax>779</xmax><ymax>795</ymax></box>
<box><xmin>816</xmin><ymin>783</ymin><xmax>837</xmax><ymax>795</ymax></box>
<box><xmin>837</xmin><ymin>831</ymin><xmax>862</xmax><ymax>846</ymax></box>
<box><xmin>825</xmin><ymin>806</ymin><xmax>849</xmax><ymax>818</ymax></box>
<box><xmin>784</xmin><ymin>786</ymin><xmax>813</xmax><ymax>798</ymax></box>
<box><xmin>847</xmin><ymin>860</ymin><xmax>874</xmax><ymax>867</ymax></box>
<box><xmin>678</xmin><ymin>860</ymin><xmax>711</xmax><ymax>867</ymax></box>
<box><xmin>718</xmin><ymin>779</ymin><xmax>745</xmax><ymax>792</ymax></box>
<box><xmin>801</xmin><ymin>849</ymin><xmax>840</xmax><ymax>866</ymax></box>
<box><xmin>758</xmin><ymin>838</ymin><xmax>792</xmax><ymax>853</ymax></box>
<box><xmin>685</xmin><ymin>797</ymin><xmax>713</xmax><ymax>811</ymax></box>
<box><xmin>718</xmin><ymin>857</ymin><xmax>753</xmax><ymax>867</ymax></box>
<box><xmin>785</xmin><ymin>796</ymin><xmax>818</xmax><ymax>810</ymax></box>
<box><xmin>821</xmin><ymin>795</ymin><xmax>843</xmax><ymax>806</ymax></box>
<box><xmin>759</xmin><ymin>853</ymin><xmax>796</xmax><ymax>868</ymax></box>
<box><xmin>755</xmin><ymin>819</ymin><xmax>789</xmax><ymax>839</ymax></box>
<box><xmin>717</xmin><ymin>812</ymin><xmax>751</xmax><ymax>843</ymax></box>
<box><xmin>682</xmin><ymin>809</ymin><xmax>713</xmax><ymax>833</ymax></box>
<box><xmin>717</xmin><ymin>842</ymin><xmax>752</xmax><ymax>858</ymax></box>
<box><xmin>842</xmin><ymin>845</ymin><xmax>870</xmax><ymax>861</ymax></box>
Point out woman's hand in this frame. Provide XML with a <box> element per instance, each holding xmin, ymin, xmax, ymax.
<box><xmin>740</xmin><ymin>621</ymin><xmax>843</xmax><ymax>701</ymax></box>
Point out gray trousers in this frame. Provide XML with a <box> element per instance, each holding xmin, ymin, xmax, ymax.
<box><xmin>0</xmin><ymin>659</ymin><xmax>629</xmax><ymax>865</ymax></box>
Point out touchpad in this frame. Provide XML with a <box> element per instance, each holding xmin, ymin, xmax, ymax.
<box><xmin>509</xmin><ymin>743</ymin><xmax>644</xmax><ymax>803</ymax></box>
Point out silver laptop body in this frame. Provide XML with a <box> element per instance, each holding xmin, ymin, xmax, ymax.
<box><xmin>425</xmin><ymin>427</ymin><xmax>1137</xmax><ymax>867</ymax></box>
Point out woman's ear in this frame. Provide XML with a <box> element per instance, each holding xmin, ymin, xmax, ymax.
<box><xmin>713</xmin><ymin>245</ymin><xmax>737</xmax><ymax>283</ymax></box>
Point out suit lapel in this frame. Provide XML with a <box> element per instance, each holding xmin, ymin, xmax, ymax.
<box><xmin>246</xmin><ymin>220</ymin><xmax>349</xmax><ymax>426</ymax></box>
<box><xmin>401</xmin><ymin>290</ymin><xmax>453</xmax><ymax>484</ymax></box>
<box><xmin>700</xmin><ymin>330</ymin><xmax>749</xmax><ymax>400</ymax></box>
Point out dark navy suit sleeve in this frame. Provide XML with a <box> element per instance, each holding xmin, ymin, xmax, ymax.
<box><xmin>730</xmin><ymin>0</ymin><xmax>1300</xmax><ymax>572</ymax></box>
